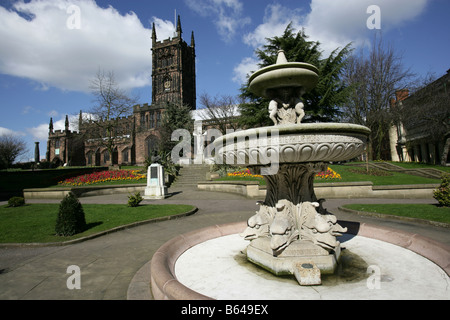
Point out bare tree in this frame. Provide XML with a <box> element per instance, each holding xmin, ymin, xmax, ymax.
<box><xmin>342</xmin><ymin>34</ymin><xmax>414</xmax><ymax>160</ymax></box>
<box><xmin>83</xmin><ymin>70</ymin><xmax>138</xmax><ymax>163</ymax></box>
<box><xmin>0</xmin><ymin>134</ymin><xmax>27</xmax><ymax>169</ymax></box>
<box><xmin>199</xmin><ymin>93</ymin><xmax>241</xmax><ymax>134</ymax></box>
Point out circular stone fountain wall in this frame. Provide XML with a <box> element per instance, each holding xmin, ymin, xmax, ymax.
<box><xmin>151</xmin><ymin>221</ymin><xmax>450</xmax><ymax>300</ymax></box>
<box><xmin>149</xmin><ymin>221</ymin><xmax>450</xmax><ymax>300</ymax></box>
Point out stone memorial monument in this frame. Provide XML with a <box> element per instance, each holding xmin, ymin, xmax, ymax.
<box><xmin>144</xmin><ymin>163</ymin><xmax>168</xmax><ymax>199</ymax></box>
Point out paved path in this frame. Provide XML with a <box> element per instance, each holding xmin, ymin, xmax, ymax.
<box><xmin>0</xmin><ymin>187</ymin><xmax>448</xmax><ymax>300</ymax></box>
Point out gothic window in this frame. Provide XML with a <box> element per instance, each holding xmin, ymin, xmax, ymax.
<box><xmin>150</xmin><ymin>111</ymin><xmax>155</xmax><ymax>128</ymax></box>
<box><xmin>103</xmin><ymin>150</ymin><xmax>110</xmax><ymax>164</ymax></box>
<box><xmin>122</xmin><ymin>148</ymin><xmax>129</xmax><ymax>163</ymax></box>
<box><xmin>86</xmin><ymin>151</ymin><xmax>94</xmax><ymax>165</ymax></box>
<box><xmin>156</xmin><ymin>111</ymin><xmax>161</xmax><ymax>128</ymax></box>
<box><xmin>145</xmin><ymin>135</ymin><xmax>160</xmax><ymax>158</ymax></box>
<box><xmin>140</xmin><ymin>112</ymin><xmax>145</xmax><ymax>128</ymax></box>
<box><xmin>55</xmin><ymin>140</ymin><xmax>60</xmax><ymax>155</ymax></box>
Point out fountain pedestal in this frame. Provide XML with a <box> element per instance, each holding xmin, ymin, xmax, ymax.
<box><xmin>242</xmin><ymin>163</ymin><xmax>346</xmax><ymax>285</ymax></box>
<box><xmin>247</xmin><ymin>238</ymin><xmax>340</xmax><ymax>285</ymax></box>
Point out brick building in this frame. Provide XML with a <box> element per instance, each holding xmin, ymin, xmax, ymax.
<box><xmin>46</xmin><ymin>16</ymin><xmax>196</xmax><ymax>167</ymax></box>
<box><xmin>389</xmin><ymin>69</ymin><xmax>450</xmax><ymax>165</ymax></box>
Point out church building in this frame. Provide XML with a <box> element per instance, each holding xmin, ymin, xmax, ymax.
<box><xmin>46</xmin><ymin>16</ymin><xmax>196</xmax><ymax>167</ymax></box>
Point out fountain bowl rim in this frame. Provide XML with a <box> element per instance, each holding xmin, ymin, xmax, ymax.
<box><xmin>212</xmin><ymin>123</ymin><xmax>371</xmax><ymax>147</ymax></box>
<box><xmin>248</xmin><ymin>62</ymin><xmax>319</xmax><ymax>84</ymax></box>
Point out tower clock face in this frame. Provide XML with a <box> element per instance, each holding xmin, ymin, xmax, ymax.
<box><xmin>164</xmin><ymin>80</ymin><xmax>171</xmax><ymax>91</ymax></box>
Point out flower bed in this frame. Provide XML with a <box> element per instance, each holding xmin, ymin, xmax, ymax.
<box><xmin>227</xmin><ymin>169</ymin><xmax>263</xmax><ymax>179</ymax></box>
<box><xmin>58</xmin><ymin>170</ymin><xmax>146</xmax><ymax>187</ymax></box>
<box><xmin>226</xmin><ymin>167</ymin><xmax>341</xmax><ymax>181</ymax></box>
<box><xmin>315</xmin><ymin>167</ymin><xmax>342</xmax><ymax>180</ymax></box>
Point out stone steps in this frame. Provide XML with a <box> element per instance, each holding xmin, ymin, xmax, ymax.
<box><xmin>172</xmin><ymin>165</ymin><xmax>210</xmax><ymax>187</ymax></box>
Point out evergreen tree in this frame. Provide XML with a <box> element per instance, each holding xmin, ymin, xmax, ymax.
<box><xmin>55</xmin><ymin>192</ymin><xmax>86</xmax><ymax>237</ymax></box>
<box><xmin>239</xmin><ymin>24</ymin><xmax>352</xmax><ymax>128</ymax></box>
<box><xmin>158</xmin><ymin>101</ymin><xmax>195</xmax><ymax>154</ymax></box>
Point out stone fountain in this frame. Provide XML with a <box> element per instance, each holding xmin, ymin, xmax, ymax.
<box><xmin>212</xmin><ymin>51</ymin><xmax>371</xmax><ymax>285</ymax></box>
<box><xmin>146</xmin><ymin>50</ymin><xmax>449</xmax><ymax>299</ymax></box>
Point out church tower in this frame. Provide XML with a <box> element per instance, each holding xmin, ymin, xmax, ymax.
<box><xmin>151</xmin><ymin>15</ymin><xmax>196</xmax><ymax>110</ymax></box>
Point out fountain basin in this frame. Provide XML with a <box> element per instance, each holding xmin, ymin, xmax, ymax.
<box><xmin>213</xmin><ymin>123</ymin><xmax>371</xmax><ymax>166</ymax></box>
<box><xmin>248</xmin><ymin>62</ymin><xmax>319</xmax><ymax>98</ymax></box>
<box><xmin>148</xmin><ymin>221</ymin><xmax>450</xmax><ymax>300</ymax></box>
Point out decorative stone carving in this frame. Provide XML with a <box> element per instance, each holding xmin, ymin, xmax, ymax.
<box><xmin>299</xmin><ymin>201</ymin><xmax>347</xmax><ymax>250</ymax></box>
<box><xmin>242</xmin><ymin>198</ymin><xmax>347</xmax><ymax>254</ymax></box>
<box><xmin>268</xmin><ymin>88</ymin><xmax>305</xmax><ymax>125</ymax></box>
<box><xmin>214</xmin><ymin>124</ymin><xmax>370</xmax><ymax>166</ymax></box>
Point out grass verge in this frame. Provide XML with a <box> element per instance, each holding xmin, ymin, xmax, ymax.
<box><xmin>342</xmin><ymin>204</ymin><xmax>450</xmax><ymax>224</ymax></box>
<box><xmin>215</xmin><ymin>164</ymin><xmax>441</xmax><ymax>186</ymax></box>
<box><xmin>0</xmin><ymin>203</ymin><xmax>195</xmax><ymax>244</ymax></box>
<box><xmin>327</xmin><ymin>165</ymin><xmax>440</xmax><ymax>185</ymax></box>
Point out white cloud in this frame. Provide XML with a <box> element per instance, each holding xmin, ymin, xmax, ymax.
<box><xmin>234</xmin><ymin>0</ymin><xmax>429</xmax><ymax>83</ymax></box>
<box><xmin>234</xmin><ymin>4</ymin><xmax>304</xmax><ymax>84</ymax></box>
<box><xmin>26</xmin><ymin>112</ymin><xmax>90</xmax><ymax>143</ymax></box>
<box><xmin>152</xmin><ymin>17</ymin><xmax>177</xmax><ymax>41</ymax></box>
<box><xmin>232</xmin><ymin>56</ymin><xmax>259</xmax><ymax>84</ymax></box>
<box><xmin>304</xmin><ymin>0</ymin><xmax>429</xmax><ymax>55</ymax></box>
<box><xmin>26</xmin><ymin>123</ymin><xmax>50</xmax><ymax>142</ymax></box>
<box><xmin>185</xmin><ymin>0</ymin><xmax>251</xmax><ymax>42</ymax></box>
<box><xmin>0</xmin><ymin>127</ymin><xmax>26</xmax><ymax>137</ymax></box>
<box><xmin>0</xmin><ymin>0</ymin><xmax>176</xmax><ymax>93</ymax></box>
<box><xmin>242</xmin><ymin>4</ymin><xmax>304</xmax><ymax>49</ymax></box>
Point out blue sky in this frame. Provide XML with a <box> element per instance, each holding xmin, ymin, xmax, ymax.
<box><xmin>0</xmin><ymin>0</ymin><xmax>448</xmax><ymax>162</ymax></box>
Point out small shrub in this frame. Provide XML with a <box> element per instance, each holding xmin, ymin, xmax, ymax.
<box><xmin>128</xmin><ymin>192</ymin><xmax>143</xmax><ymax>207</ymax></box>
<box><xmin>434</xmin><ymin>174</ymin><xmax>450</xmax><ymax>207</ymax></box>
<box><xmin>55</xmin><ymin>192</ymin><xmax>87</xmax><ymax>236</ymax></box>
<box><xmin>7</xmin><ymin>197</ymin><xmax>25</xmax><ymax>207</ymax></box>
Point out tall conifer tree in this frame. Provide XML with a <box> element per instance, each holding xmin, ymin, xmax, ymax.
<box><xmin>239</xmin><ymin>24</ymin><xmax>352</xmax><ymax>128</ymax></box>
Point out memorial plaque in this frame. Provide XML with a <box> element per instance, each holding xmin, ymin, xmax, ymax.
<box><xmin>151</xmin><ymin>167</ymin><xmax>158</xmax><ymax>179</ymax></box>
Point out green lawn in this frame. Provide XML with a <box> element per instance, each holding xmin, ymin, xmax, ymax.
<box><xmin>342</xmin><ymin>204</ymin><xmax>450</xmax><ymax>224</ymax></box>
<box><xmin>327</xmin><ymin>165</ymin><xmax>441</xmax><ymax>185</ymax></box>
<box><xmin>388</xmin><ymin>161</ymin><xmax>450</xmax><ymax>173</ymax></box>
<box><xmin>215</xmin><ymin>164</ymin><xmax>441</xmax><ymax>186</ymax></box>
<box><xmin>0</xmin><ymin>203</ymin><xmax>195</xmax><ymax>244</ymax></box>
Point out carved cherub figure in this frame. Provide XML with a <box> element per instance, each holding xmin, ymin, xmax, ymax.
<box><xmin>267</xmin><ymin>87</ymin><xmax>306</xmax><ymax>125</ymax></box>
<box><xmin>268</xmin><ymin>100</ymin><xmax>278</xmax><ymax>125</ymax></box>
<box><xmin>294</xmin><ymin>99</ymin><xmax>305</xmax><ymax>124</ymax></box>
